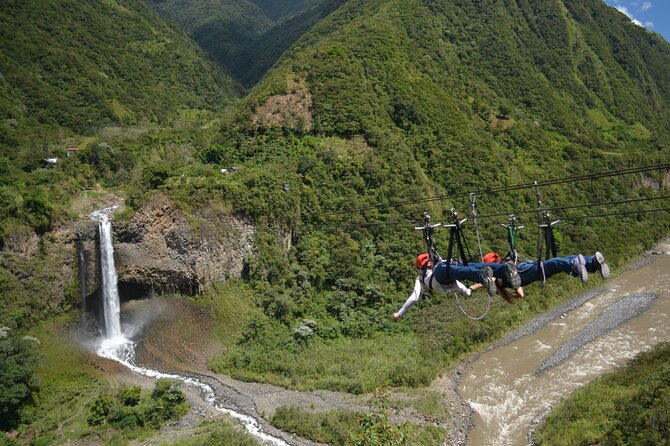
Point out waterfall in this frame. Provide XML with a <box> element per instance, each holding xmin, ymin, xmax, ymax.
<box><xmin>90</xmin><ymin>206</ymin><xmax>290</xmax><ymax>445</ymax></box>
<box><xmin>92</xmin><ymin>208</ymin><xmax>121</xmax><ymax>339</ymax></box>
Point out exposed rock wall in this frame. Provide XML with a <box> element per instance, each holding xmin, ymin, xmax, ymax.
<box><xmin>113</xmin><ymin>192</ymin><xmax>255</xmax><ymax>295</ymax></box>
<box><xmin>0</xmin><ymin>192</ymin><xmax>256</xmax><ymax>326</ymax></box>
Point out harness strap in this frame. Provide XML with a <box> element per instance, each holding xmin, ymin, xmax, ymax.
<box><xmin>470</xmin><ymin>193</ymin><xmax>484</xmax><ymax>262</ymax></box>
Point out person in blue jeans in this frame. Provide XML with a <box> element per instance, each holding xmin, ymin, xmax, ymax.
<box><xmin>471</xmin><ymin>251</ymin><xmax>610</xmax><ymax>302</ymax></box>
<box><xmin>516</xmin><ymin>252</ymin><xmax>609</xmax><ymax>284</ymax></box>
<box><xmin>432</xmin><ymin>255</ymin><xmax>524</xmax><ymax>295</ymax></box>
<box><xmin>394</xmin><ymin>253</ymin><xmax>512</xmax><ymax>320</ymax></box>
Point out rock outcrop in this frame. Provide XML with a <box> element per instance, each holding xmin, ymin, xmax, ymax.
<box><xmin>113</xmin><ymin>192</ymin><xmax>255</xmax><ymax>295</ymax></box>
<box><xmin>0</xmin><ymin>191</ymin><xmax>256</xmax><ymax>327</ymax></box>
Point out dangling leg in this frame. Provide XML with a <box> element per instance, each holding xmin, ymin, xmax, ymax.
<box><xmin>433</xmin><ymin>262</ymin><xmax>498</xmax><ymax>297</ymax></box>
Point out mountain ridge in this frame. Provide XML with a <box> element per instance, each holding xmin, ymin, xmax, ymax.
<box><xmin>0</xmin><ymin>0</ymin><xmax>241</xmax><ymax>148</ymax></box>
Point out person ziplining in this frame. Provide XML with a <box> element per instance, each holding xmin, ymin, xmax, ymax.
<box><xmin>393</xmin><ymin>203</ymin><xmax>611</xmax><ymax>320</ymax></box>
<box><xmin>393</xmin><ymin>211</ymin><xmax>523</xmax><ymax>321</ymax></box>
<box><xmin>470</xmin><ymin>251</ymin><xmax>610</xmax><ymax>302</ymax></box>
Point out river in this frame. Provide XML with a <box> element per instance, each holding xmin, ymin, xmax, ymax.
<box><xmin>459</xmin><ymin>241</ymin><xmax>670</xmax><ymax>445</ymax></box>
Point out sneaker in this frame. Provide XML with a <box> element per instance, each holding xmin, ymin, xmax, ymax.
<box><xmin>572</xmin><ymin>254</ymin><xmax>588</xmax><ymax>283</ymax></box>
<box><xmin>593</xmin><ymin>251</ymin><xmax>610</xmax><ymax>279</ymax></box>
<box><xmin>503</xmin><ymin>262</ymin><xmax>522</xmax><ymax>289</ymax></box>
<box><xmin>481</xmin><ymin>266</ymin><xmax>497</xmax><ymax>297</ymax></box>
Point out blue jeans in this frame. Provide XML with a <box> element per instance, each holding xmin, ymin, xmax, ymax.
<box><xmin>433</xmin><ymin>261</ymin><xmax>508</xmax><ymax>285</ymax></box>
<box><xmin>516</xmin><ymin>255</ymin><xmax>596</xmax><ymax>285</ymax></box>
<box><xmin>433</xmin><ymin>255</ymin><xmax>597</xmax><ymax>286</ymax></box>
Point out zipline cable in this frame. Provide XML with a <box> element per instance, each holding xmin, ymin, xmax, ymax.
<box><xmin>329</xmin><ymin>205</ymin><xmax>670</xmax><ymax>229</ymax></box>
<box><xmin>321</xmin><ymin>195</ymin><xmax>670</xmax><ymax>229</ymax></box>
<box><xmin>321</xmin><ymin>163</ymin><xmax>670</xmax><ymax>217</ymax></box>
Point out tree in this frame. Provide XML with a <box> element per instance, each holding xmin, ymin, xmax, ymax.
<box><xmin>0</xmin><ymin>328</ymin><xmax>40</xmax><ymax>431</ymax></box>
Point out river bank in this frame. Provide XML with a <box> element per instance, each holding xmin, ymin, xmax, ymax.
<box><xmin>456</xmin><ymin>241</ymin><xmax>670</xmax><ymax>445</ymax></box>
<box><xmin>100</xmin><ymin>241</ymin><xmax>670</xmax><ymax>446</ymax></box>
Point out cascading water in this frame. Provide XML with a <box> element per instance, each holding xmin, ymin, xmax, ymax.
<box><xmin>92</xmin><ymin>208</ymin><xmax>122</xmax><ymax>339</ymax></box>
<box><xmin>89</xmin><ymin>207</ymin><xmax>290</xmax><ymax>446</ymax></box>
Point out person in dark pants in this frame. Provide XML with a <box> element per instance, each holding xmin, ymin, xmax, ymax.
<box><xmin>471</xmin><ymin>251</ymin><xmax>610</xmax><ymax>302</ymax></box>
<box><xmin>393</xmin><ymin>253</ymin><xmax>522</xmax><ymax>320</ymax></box>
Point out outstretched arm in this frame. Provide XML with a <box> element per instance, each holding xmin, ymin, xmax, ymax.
<box><xmin>393</xmin><ymin>276</ymin><xmax>423</xmax><ymax>320</ymax></box>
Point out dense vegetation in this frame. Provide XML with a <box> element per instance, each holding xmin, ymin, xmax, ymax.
<box><xmin>1</xmin><ymin>0</ymin><xmax>670</xmax><ymax>442</ymax></box>
<box><xmin>197</xmin><ymin>0</ymin><xmax>670</xmax><ymax>391</ymax></box>
<box><xmin>85</xmin><ymin>379</ymin><xmax>188</xmax><ymax>436</ymax></box>
<box><xmin>270</xmin><ymin>390</ymin><xmax>446</xmax><ymax>445</ymax></box>
<box><xmin>0</xmin><ymin>0</ymin><xmax>240</xmax><ymax>148</ymax></box>
<box><xmin>150</xmin><ymin>0</ymin><xmax>346</xmax><ymax>86</ymax></box>
<box><xmin>0</xmin><ymin>327</ymin><xmax>40</xmax><ymax>431</ymax></box>
<box><xmin>536</xmin><ymin>342</ymin><xmax>670</xmax><ymax>446</ymax></box>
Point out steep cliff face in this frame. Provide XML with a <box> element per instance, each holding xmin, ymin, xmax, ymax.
<box><xmin>0</xmin><ymin>192</ymin><xmax>255</xmax><ymax>328</ymax></box>
<box><xmin>113</xmin><ymin>192</ymin><xmax>255</xmax><ymax>295</ymax></box>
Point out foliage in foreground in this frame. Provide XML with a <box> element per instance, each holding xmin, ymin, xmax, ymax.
<box><xmin>536</xmin><ymin>342</ymin><xmax>670</xmax><ymax>446</ymax></box>
<box><xmin>270</xmin><ymin>389</ymin><xmax>446</xmax><ymax>446</ymax></box>
<box><xmin>166</xmin><ymin>418</ymin><xmax>261</xmax><ymax>446</ymax></box>
<box><xmin>0</xmin><ymin>327</ymin><xmax>40</xmax><ymax>431</ymax></box>
<box><xmin>86</xmin><ymin>379</ymin><xmax>188</xmax><ymax>434</ymax></box>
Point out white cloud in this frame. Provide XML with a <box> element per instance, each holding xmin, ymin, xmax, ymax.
<box><xmin>640</xmin><ymin>2</ymin><xmax>652</xmax><ymax>12</ymax></box>
<box><xmin>645</xmin><ymin>21</ymin><xmax>654</xmax><ymax>28</ymax></box>
<box><xmin>616</xmin><ymin>5</ymin><xmax>644</xmax><ymax>27</ymax></box>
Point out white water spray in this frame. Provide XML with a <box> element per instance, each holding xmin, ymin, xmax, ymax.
<box><xmin>90</xmin><ymin>207</ymin><xmax>290</xmax><ymax>446</ymax></box>
<box><xmin>97</xmin><ymin>339</ymin><xmax>288</xmax><ymax>446</ymax></box>
<box><xmin>91</xmin><ymin>207</ymin><xmax>122</xmax><ymax>339</ymax></box>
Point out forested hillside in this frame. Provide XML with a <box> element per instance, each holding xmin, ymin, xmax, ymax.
<box><xmin>0</xmin><ymin>0</ymin><xmax>241</xmax><ymax>247</ymax></box>
<box><xmin>2</xmin><ymin>0</ymin><xmax>670</xmax><ymax>442</ymax></box>
<box><xmin>189</xmin><ymin>0</ymin><xmax>670</xmax><ymax>391</ymax></box>
<box><xmin>150</xmin><ymin>0</ymin><xmax>346</xmax><ymax>86</ymax></box>
<box><xmin>0</xmin><ymin>0</ymin><xmax>241</xmax><ymax>146</ymax></box>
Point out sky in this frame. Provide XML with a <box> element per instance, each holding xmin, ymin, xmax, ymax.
<box><xmin>602</xmin><ymin>0</ymin><xmax>670</xmax><ymax>43</ymax></box>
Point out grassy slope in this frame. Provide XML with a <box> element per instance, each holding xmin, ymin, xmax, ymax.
<box><xmin>535</xmin><ymin>342</ymin><xmax>670</xmax><ymax>446</ymax></box>
<box><xmin>16</xmin><ymin>316</ymin><xmax>107</xmax><ymax>444</ymax></box>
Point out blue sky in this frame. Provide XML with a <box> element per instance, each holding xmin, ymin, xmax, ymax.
<box><xmin>602</xmin><ymin>0</ymin><xmax>670</xmax><ymax>42</ymax></box>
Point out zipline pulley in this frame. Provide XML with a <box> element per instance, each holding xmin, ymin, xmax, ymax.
<box><xmin>445</xmin><ymin>208</ymin><xmax>471</xmax><ymax>266</ymax></box>
<box><xmin>470</xmin><ymin>193</ymin><xmax>484</xmax><ymax>262</ymax></box>
<box><xmin>539</xmin><ymin>211</ymin><xmax>561</xmax><ymax>260</ymax></box>
<box><xmin>534</xmin><ymin>182</ymin><xmax>560</xmax><ymax>285</ymax></box>
<box><xmin>414</xmin><ymin>212</ymin><xmax>442</xmax><ymax>267</ymax></box>
<box><xmin>501</xmin><ymin>214</ymin><xmax>524</xmax><ymax>264</ymax></box>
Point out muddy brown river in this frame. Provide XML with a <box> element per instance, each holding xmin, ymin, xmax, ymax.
<box><xmin>459</xmin><ymin>241</ymin><xmax>670</xmax><ymax>446</ymax></box>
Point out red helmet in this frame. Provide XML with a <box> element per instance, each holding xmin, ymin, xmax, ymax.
<box><xmin>415</xmin><ymin>253</ymin><xmax>432</xmax><ymax>269</ymax></box>
<box><xmin>483</xmin><ymin>252</ymin><xmax>501</xmax><ymax>263</ymax></box>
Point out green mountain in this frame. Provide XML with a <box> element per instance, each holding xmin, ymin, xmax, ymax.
<box><xmin>149</xmin><ymin>0</ymin><xmax>274</xmax><ymax>83</ymax></box>
<box><xmin>250</xmin><ymin>0</ymin><xmax>324</xmax><ymax>22</ymax></box>
<box><xmin>2</xmin><ymin>0</ymin><xmax>670</xmax><ymax>438</ymax></box>
<box><xmin>0</xmin><ymin>0</ymin><xmax>241</xmax><ymax>147</ymax></box>
<box><xmin>244</xmin><ymin>0</ymin><xmax>347</xmax><ymax>86</ymax></box>
<box><xmin>240</xmin><ymin>0</ymin><xmax>670</xmax><ymax>149</ymax></box>
<box><xmin>197</xmin><ymin>0</ymin><xmax>670</xmax><ymax>389</ymax></box>
<box><xmin>150</xmin><ymin>0</ymin><xmax>345</xmax><ymax>86</ymax></box>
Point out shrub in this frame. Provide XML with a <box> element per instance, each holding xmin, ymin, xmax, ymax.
<box><xmin>0</xmin><ymin>329</ymin><xmax>40</xmax><ymax>430</ymax></box>
<box><xmin>353</xmin><ymin>389</ymin><xmax>407</xmax><ymax>446</ymax></box>
<box><xmin>122</xmin><ymin>385</ymin><xmax>141</xmax><ymax>407</ymax></box>
<box><xmin>86</xmin><ymin>395</ymin><xmax>114</xmax><ymax>426</ymax></box>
